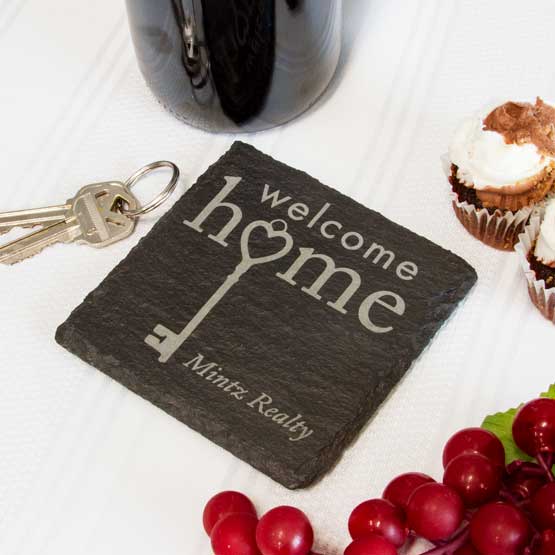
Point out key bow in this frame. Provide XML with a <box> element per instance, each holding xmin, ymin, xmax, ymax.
<box><xmin>238</xmin><ymin>219</ymin><xmax>294</xmax><ymax>271</ymax></box>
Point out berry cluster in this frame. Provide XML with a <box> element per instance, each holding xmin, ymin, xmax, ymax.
<box><xmin>201</xmin><ymin>397</ymin><xmax>555</xmax><ymax>555</ymax></box>
<box><xmin>345</xmin><ymin>397</ymin><xmax>555</xmax><ymax>555</ymax></box>
<box><xmin>203</xmin><ymin>491</ymin><xmax>315</xmax><ymax>555</ymax></box>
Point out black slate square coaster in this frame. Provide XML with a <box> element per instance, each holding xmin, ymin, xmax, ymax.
<box><xmin>56</xmin><ymin>142</ymin><xmax>476</xmax><ymax>489</ymax></box>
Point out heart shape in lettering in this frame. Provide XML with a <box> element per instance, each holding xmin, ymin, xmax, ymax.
<box><xmin>239</xmin><ymin>219</ymin><xmax>293</xmax><ymax>268</ymax></box>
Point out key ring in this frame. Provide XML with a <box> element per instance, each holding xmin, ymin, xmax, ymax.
<box><xmin>122</xmin><ymin>161</ymin><xmax>180</xmax><ymax>218</ymax></box>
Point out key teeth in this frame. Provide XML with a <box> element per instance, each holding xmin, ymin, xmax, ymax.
<box><xmin>0</xmin><ymin>243</ymin><xmax>52</xmax><ymax>265</ymax></box>
<box><xmin>153</xmin><ymin>324</ymin><xmax>173</xmax><ymax>336</ymax></box>
<box><xmin>0</xmin><ymin>223</ymin><xmax>80</xmax><ymax>265</ymax></box>
<box><xmin>144</xmin><ymin>324</ymin><xmax>180</xmax><ymax>363</ymax></box>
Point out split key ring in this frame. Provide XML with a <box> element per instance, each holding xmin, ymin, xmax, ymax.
<box><xmin>122</xmin><ymin>161</ymin><xmax>180</xmax><ymax>218</ymax></box>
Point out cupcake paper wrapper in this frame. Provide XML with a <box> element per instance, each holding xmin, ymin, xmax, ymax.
<box><xmin>450</xmin><ymin>194</ymin><xmax>533</xmax><ymax>251</ymax></box>
<box><xmin>441</xmin><ymin>154</ymin><xmax>534</xmax><ymax>250</ymax></box>
<box><xmin>515</xmin><ymin>217</ymin><xmax>555</xmax><ymax>324</ymax></box>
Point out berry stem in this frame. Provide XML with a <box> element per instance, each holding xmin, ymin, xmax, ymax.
<box><xmin>499</xmin><ymin>487</ymin><xmax>526</xmax><ymax>507</ymax></box>
<box><xmin>523</xmin><ymin>532</ymin><xmax>543</xmax><ymax>555</ymax></box>
<box><xmin>536</xmin><ymin>452</ymin><xmax>555</xmax><ymax>483</ymax></box>
<box><xmin>506</xmin><ymin>460</ymin><xmax>545</xmax><ymax>478</ymax></box>
<box><xmin>420</xmin><ymin>526</ymin><xmax>470</xmax><ymax>555</ymax></box>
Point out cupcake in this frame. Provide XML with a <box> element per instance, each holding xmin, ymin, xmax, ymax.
<box><xmin>446</xmin><ymin>98</ymin><xmax>555</xmax><ymax>250</ymax></box>
<box><xmin>516</xmin><ymin>198</ymin><xmax>555</xmax><ymax>323</ymax></box>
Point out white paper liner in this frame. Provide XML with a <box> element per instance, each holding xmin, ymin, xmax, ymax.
<box><xmin>515</xmin><ymin>217</ymin><xmax>555</xmax><ymax>324</ymax></box>
<box><xmin>441</xmin><ymin>154</ymin><xmax>535</xmax><ymax>250</ymax></box>
<box><xmin>450</xmin><ymin>193</ymin><xmax>534</xmax><ymax>250</ymax></box>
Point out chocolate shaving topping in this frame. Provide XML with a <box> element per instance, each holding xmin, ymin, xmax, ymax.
<box><xmin>483</xmin><ymin>97</ymin><xmax>555</xmax><ymax>157</ymax></box>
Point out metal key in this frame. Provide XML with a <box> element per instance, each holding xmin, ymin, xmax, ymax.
<box><xmin>0</xmin><ymin>182</ymin><xmax>139</xmax><ymax>265</ymax></box>
<box><xmin>0</xmin><ymin>161</ymin><xmax>179</xmax><ymax>265</ymax></box>
<box><xmin>145</xmin><ymin>219</ymin><xmax>294</xmax><ymax>363</ymax></box>
<box><xmin>0</xmin><ymin>204</ymin><xmax>72</xmax><ymax>235</ymax></box>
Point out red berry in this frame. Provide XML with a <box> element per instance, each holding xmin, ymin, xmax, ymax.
<box><xmin>443</xmin><ymin>453</ymin><xmax>502</xmax><ymax>507</ymax></box>
<box><xmin>344</xmin><ymin>535</ymin><xmax>397</xmax><ymax>555</ymax></box>
<box><xmin>406</xmin><ymin>483</ymin><xmax>464</xmax><ymax>541</ymax></box>
<box><xmin>256</xmin><ymin>506</ymin><xmax>313</xmax><ymax>555</ymax></box>
<box><xmin>348</xmin><ymin>499</ymin><xmax>407</xmax><ymax>547</ymax></box>
<box><xmin>454</xmin><ymin>542</ymin><xmax>480</xmax><ymax>555</ymax></box>
<box><xmin>443</xmin><ymin>428</ymin><xmax>505</xmax><ymax>468</ymax></box>
<box><xmin>382</xmin><ymin>473</ymin><xmax>435</xmax><ymax>511</ymax></box>
<box><xmin>211</xmin><ymin>513</ymin><xmax>260</xmax><ymax>555</ymax></box>
<box><xmin>531</xmin><ymin>483</ymin><xmax>555</xmax><ymax>531</ymax></box>
<box><xmin>506</xmin><ymin>469</ymin><xmax>545</xmax><ymax>500</ymax></box>
<box><xmin>512</xmin><ymin>398</ymin><xmax>555</xmax><ymax>456</ymax></box>
<box><xmin>535</xmin><ymin>530</ymin><xmax>555</xmax><ymax>555</ymax></box>
<box><xmin>470</xmin><ymin>502</ymin><xmax>530</xmax><ymax>555</ymax></box>
<box><xmin>203</xmin><ymin>491</ymin><xmax>257</xmax><ymax>535</ymax></box>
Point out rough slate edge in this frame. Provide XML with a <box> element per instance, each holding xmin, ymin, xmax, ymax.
<box><xmin>56</xmin><ymin>141</ymin><xmax>478</xmax><ymax>489</ymax></box>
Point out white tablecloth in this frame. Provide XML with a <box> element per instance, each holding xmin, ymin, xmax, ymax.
<box><xmin>1</xmin><ymin>1</ymin><xmax>554</xmax><ymax>554</ymax></box>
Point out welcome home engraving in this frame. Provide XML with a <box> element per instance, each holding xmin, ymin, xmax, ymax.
<box><xmin>146</xmin><ymin>174</ymin><xmax>421</xmax><ymax>361</ymax></box>
<box><xmin>57</xmin><ymin>142</ymin><xmax>476</xmax><ymax>489</ymax></box>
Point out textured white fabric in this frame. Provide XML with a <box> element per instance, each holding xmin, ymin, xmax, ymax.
<box><xmin>1</xmin><ymin>1</ymin><xmax>555</xmax><ymax>554</ymax></box>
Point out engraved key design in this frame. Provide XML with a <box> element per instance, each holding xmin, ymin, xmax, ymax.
<box><xmin>145</xmin><ymin>219</ymin><xmax>294</xmax><ymax>363</ymax></box>
<box><xmin>0</xmin><ymin>182</ymin><xmax>139</xmax><ymax>265</ymax></box>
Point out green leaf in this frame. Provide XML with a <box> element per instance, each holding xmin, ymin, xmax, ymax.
<box><xmin>481</xmin><ymin>384</ymin><xmax>555</xmax><ymax>465</ymax></box>
<box><xmin>540</xmin><ymin>384</ymin><xmax>555</xmax><ymax>399</ymax></box>
<box><xmin>481</xmin><ymin>407</ymin><xmax>533</xmax><ymax>464</ymax></box>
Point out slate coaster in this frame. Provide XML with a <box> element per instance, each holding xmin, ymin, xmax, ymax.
<box><xmin>56</xmin><ymin>142</ymin><xmax>477</xmax><ymax>489</ymax></box>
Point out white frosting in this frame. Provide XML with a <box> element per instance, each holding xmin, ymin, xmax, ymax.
<box><xmin>449</xmin><ymin>110</ymin><xmax>554</xmax><ymax>190</ymax></box>
<box><xmin>535</xmin><ymin>199</ymin><xmax>555</xmax><ymax>266</ymax></box>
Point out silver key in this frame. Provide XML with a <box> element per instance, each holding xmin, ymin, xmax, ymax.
<box><xmin>0</xmin><ymin>182</ymin><xmax>139</xmax><ymax>265</ymax></box>
<box><xmin>0</xmin><ymin>203</ymin><xmax>72</xmax><ymax>235</ymax></box>
<box><xmin>71</xmin><ymin>182</ymin><xmax>139</xmax><ymax>247</ymax></box>
<box><xmin>0</xmin><ymin>161</ymin><xmax>179</xmax><ymax>265</ymax></box>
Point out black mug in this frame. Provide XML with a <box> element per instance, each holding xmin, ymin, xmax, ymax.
<box><xmin>125</xmin><ymin>0</ymin><xmax>342</xmax><ymax>132</ymax></box>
